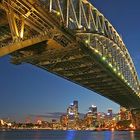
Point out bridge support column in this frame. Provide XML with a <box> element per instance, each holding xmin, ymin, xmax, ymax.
<box><xmin>131</xmin><ymin>108</ymin><xmax>140</xmax><ymax>129</ymax></box>
<box><xmin>4</xmin><ymin>0</ymin><xmax>25</xmax><ymax>41</ymax></box>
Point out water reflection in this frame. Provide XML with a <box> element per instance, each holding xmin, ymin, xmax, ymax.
<box><xmin>0</xmin><ymin>130</ymin><xmax>140</xmax><ymax>140</ymax></box>
<box><xmin>66</xmin><ymin>130</ymin><xmax>76</xmax><ymax>140</ymax></box>
<box><xmin>0</xmin><ymin>131</ymin><xmax>6</xmax><ymax>140</ymax></box>
<box><xmin>105</xmin><ymin>131</ymin><xmax>112</xmax><ymax>140</ymax></box>
<box><xmin>111</xmin><ymin>131</ymin><xmax>115</xmax><ymax>140</ymax></box>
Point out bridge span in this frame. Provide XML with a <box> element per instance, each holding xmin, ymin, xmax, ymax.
<box><xmin>0</xmin><ymin>0</ymin><xmax>140</xmax><ymax>108</ymax></box>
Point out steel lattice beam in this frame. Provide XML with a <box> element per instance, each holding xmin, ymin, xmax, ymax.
<box><xmin>0</xmin><ymin>0</ymin><xmax>140</xmax><ymax>108</ymax></box>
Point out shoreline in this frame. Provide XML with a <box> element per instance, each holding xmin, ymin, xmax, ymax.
<box><xmin>0</xmin><ymin>128</ymin><xmax>139</xmax><ymax>131</ymax></box>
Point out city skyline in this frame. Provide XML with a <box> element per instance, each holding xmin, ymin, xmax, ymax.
<box><xmin>0</xmin><ymin>100</ymin><xmax>134</xmax><ymax>130</ymax></box>
<box><xmin>0</xmin><ymin>99</ymin><xmax>120</xmax><ymax>123</ymax></box>
<box><xmin>0</xmin><ymin>0</ymin><xmax>140</xmax><ymax>121</ymax></box>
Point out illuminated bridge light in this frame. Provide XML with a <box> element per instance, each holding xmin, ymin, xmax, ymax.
<box><xmin>117</xmin><ymin>72</ymin><xmax>121</xmax><ymax>76</ymax></box>
<box><xmin>113</xmin><ymin>68</ymin><xmax>117</xmax><ymax>72</ymax></box>
<box><xmin>93</xmin><ymin>49</ymin><xmax>101</xmax><ymax>56</ymax></box>
<box><xmin>94</xmin><ymin>49</ymin><xmax>99</xmax><ymax>53</ymax></box>
<box><xmin>57</xmin><ymin>11</ymin><xmax>60</xmax><ymax>16</ymax></box>
<box><xmin>88</xmin><ymin>26</ymin><xmax>91</xmax><ymax>30</ymax></box>
<box><xmin>121</xmin><ymin>75</ymin><xmax>124</xmax><ymax>80</ymax></box>
<box><xmin>102</xmin><ymin>56</ymin><xmax>106</xmax><ymax>61</ymax></box>
<box><xmin>85</xmin><ymin>40</ymin><xmax>89</xmax><ymax>44</ymax></box>
<box><xmin>109</xmin><ymin>63</ymin><xmax>113</xmax><ymax>68</ymax></box>
<box><xmin>127</xmin><ymin>82</ymin><xmax>130</xmax><ymax>86</ymax></box>
<box><xmin>130</xmin><ymin>67</ymin><xmax>132</xmax><ymax>70</ymax></box>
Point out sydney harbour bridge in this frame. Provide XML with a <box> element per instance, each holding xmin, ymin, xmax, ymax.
<box><xmin>0</xmin><ymin>0</ymin><xmax>140</xmax><ymax>121</ymax></box>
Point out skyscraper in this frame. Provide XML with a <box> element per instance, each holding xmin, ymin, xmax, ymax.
<box><xmin>107</xmin><ymin>108</ymin><xmax>113</xmax><ymax>118</ymax></box>
<box><xmin>67</xmin><ymin>100</ymin><xmax>79</xmax><ymax>117</ymax></box>
<box><xmin>67</xmin><ymin>100</ymin><xmax>79</xmax><ymax>129</ymax></box>
<box><xmin>89</xmin><ymin>105</ymin><xmax>97</xmax><ymax>114</ymax></box>
<box><xmin>73</xmin><ymin>100</ymin><xmax>78</xmax><ymax>110</ymax></box>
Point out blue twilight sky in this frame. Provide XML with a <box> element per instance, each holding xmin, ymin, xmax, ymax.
<box><xmin>0</xmin><ymin>0</ymin><xmax>140</xmax><ymax>121</ymax></box>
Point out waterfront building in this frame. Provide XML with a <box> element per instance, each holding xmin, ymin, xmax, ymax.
<box><xmin>84</xmin><ymin>105</ymin><xmax>98</xmax><ymax>128</ymax></box>
<box><xmin>60</xmin><ymin>115</ymin><xmax>68</xmax><ymax>127</ymax></box>
<box><xmin>120</xmin><ymin>107</ymin><xmax>132</xmax><ymax>121</ymax></box>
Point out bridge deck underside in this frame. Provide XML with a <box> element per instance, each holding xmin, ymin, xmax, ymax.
<box><xmin>11</xmin><ymin>42</ymin><xmax>140</xmax><ymax>108</ymax></box>
<box><xmin>0</xmin><ymin>0</ymin><xmax>139</xmax><ymax>109</ymax></box>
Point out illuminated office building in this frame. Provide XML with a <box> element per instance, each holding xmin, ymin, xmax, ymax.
<box><xmin>67</xmin><ymin>100</ymin><xmax>79</xmax><ymax>129</ymax></box>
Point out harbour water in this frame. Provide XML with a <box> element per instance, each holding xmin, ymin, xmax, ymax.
<box><xmin>0</xmin><ymin>130</ymin><xmax>140</xmax><ymax>140</ymax></box>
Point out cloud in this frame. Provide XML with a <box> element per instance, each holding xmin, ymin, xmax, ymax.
<box><xmin>45</xmin><ymin>112</ymin><xmax>66</xmax><ymax>119</ymax></box>
<box><xmin>29</xmin><ymin>112</ymin><xmax>66</xmax><ymax>120</ymax></box>
<box><xmin>29</xmin><ymin>112</ymin><xmax>85</xmax><ymax>120</ymax></box>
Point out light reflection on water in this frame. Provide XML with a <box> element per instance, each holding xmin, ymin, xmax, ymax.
<box><xmin>66</xmin><ymin>130</ymin><xmax>76</xmax><ymax>140</ymax></box>
<box><xmin>0</xmin><ymin>130</ymin><xmax>140</xmax><ymax>140</ymax></box>
<box><xmin>130</xmin><ymin>131</ymin><xmax>134</xmax><ymax>140</ymax></box>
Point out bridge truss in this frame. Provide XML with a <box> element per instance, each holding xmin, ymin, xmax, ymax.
<box><xmin>0</xmin><ymin>0</ymin><xmax>140</xmax><ymax>108</ymax></box>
